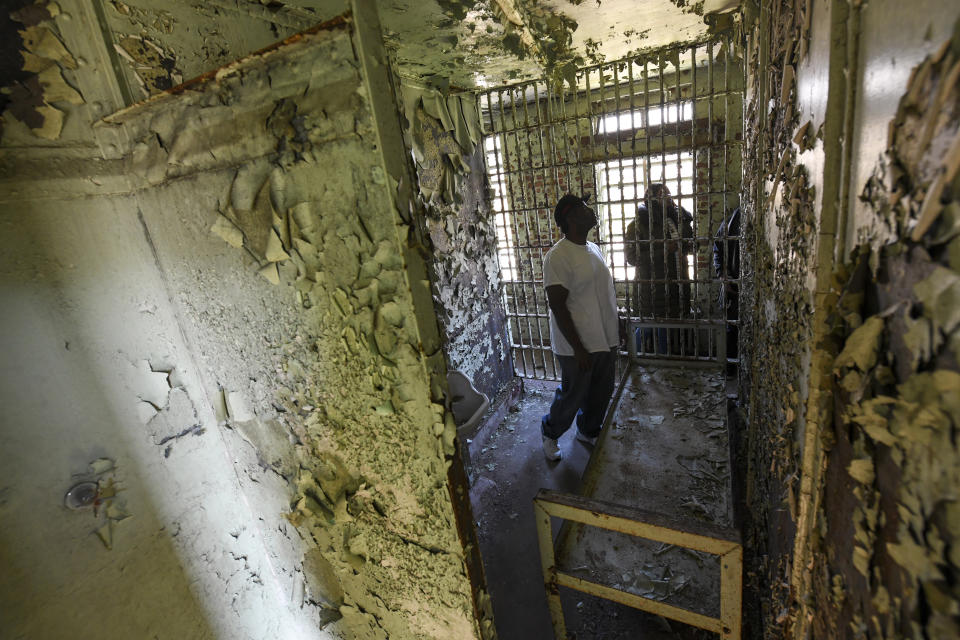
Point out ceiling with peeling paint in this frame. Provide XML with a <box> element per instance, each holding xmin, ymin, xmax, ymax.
<box><xmin>101</xmin><ymin>0</ymin><xmax>739</xmax><ymax>98</ymax></box>
<box><xmin>382</xmin><ymin>0</ymin><xmax>739</xmax><ymax>88</ymax></box>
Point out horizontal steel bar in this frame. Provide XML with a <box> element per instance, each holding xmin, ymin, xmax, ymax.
<box><xmin>505</xmin><ymin>276</ymin><xmax>740</xmax><ymax>286</ymax></box>
<box><xmin>487</xmin><ymin>150</ymin><xmax>743</xmax><ymax>178</ymax></box>
<box><xmin>631</xmin><ymin>356</ymin><xmax>724</xmax><ymax>367</ymax></box>
<box><xmin>535</xmin><ymin>489</ymin><xmax>741</xmax><ymax>553</ymax></box>
<box><xmin>629</xmin><ymin>320</ymin><xmax>726</xmax><ymax>328</ymax></box>
<box><xmin>555</xmin><ymin>572</ymin><xmax>723</xmax><ymax>633</ymax></box>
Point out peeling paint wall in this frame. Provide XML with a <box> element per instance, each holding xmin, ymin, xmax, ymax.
<box><xmin>738</xmin><ymin>1</ymin><xmax>819</xmax><ymax>633</ymax></box>
<box><xmin>0</xmin><ymin>0</ymin><xmax>85</xmax><ymax>141</ymax></box>
<box><xmin>805</xmin><ymin>8</ymin><xmax>960</xmax><ymax>639</ymax></box>
<box><xmin>0</xmin><ymin>191</ymin><xmax>325</xmax><ymax>639</ymax></box>
<box><xmin>100</xmin><ymin>0</ymin><xmax>348</xmax><ymax>101</ymax></box>
<box><xmin>401</xmin><ymin>84</ymin><xmax>513</xmax><ymax>400</ymax></box>
<box><xmin>1</xmin><ymin>7</ymin><xmax>486</xmax><ymax>640</ymax></box>
<box><xmin>738</xmin><ymin>1</ymin><xmax>960</xmax><ymax>638</ymax></box>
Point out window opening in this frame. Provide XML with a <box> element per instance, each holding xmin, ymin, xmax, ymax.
<box><xmin>596</xmin><ymin>101</ymin><xmax>694</xmax><ymax>134</ymax></box>
<box><xmin>486</xmin><ymin>136</ymin><xmax>518</xmax><ymax>282</ymax></box>
<box><xmin>594</xmin><ymin>152</ymin><xmax>695</xmax><ymax>283</ymax></box>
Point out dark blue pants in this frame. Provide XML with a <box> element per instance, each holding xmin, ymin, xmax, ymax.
<box><xmin>541</xmin><ymin>349</ymin><xmax>616</xmax><ymax>440</ymax></box>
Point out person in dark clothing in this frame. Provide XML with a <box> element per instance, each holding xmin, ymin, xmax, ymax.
<box><xmin>625</xmin><ymin>183</ymin><xmax>695</xmax><ymax>354</ymax></box>
<box><xmin>713</xmin><ymin>207</ymin><xmax>740</xmax><ymax>374</ymax></box>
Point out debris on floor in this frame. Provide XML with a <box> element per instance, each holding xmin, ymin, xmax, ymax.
<box><xmin>557</xmin><ymin>366</ymin><xmax>732</xmax><ymax>621</ymax></box>
<box><xmin>468</xmin><ymin>370</ymin><xmax>727</xmax><ymax>639</ymax></box>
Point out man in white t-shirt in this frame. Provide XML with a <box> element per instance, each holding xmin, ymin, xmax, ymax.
<box><xmin>540</xmin><ymin>194</ymin><xmax>620</xmax><ymax>461</ymax></box>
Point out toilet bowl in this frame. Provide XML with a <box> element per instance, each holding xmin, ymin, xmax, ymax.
<box><xmin>447</xmin><ymin>370</ymin><xmax>490</xmax><ymax>433</ymax></box>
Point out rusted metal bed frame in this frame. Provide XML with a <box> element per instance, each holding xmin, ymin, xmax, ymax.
<box><xmin>533</xmin><ymin>349</ymin><xmax>742</xmax><ymax>639</ymax></box>
<box><xmin>534</xmin><ymin>489</ymin><xmax>742</xmax><ymax>639</ymax></box>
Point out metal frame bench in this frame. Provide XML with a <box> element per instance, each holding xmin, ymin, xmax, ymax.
<box><xmin>533</xmin><ymin>328</ymin><xmax>742</xmax><ymax>639</ymax></box>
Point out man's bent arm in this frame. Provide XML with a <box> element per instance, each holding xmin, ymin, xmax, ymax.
<box><xmin>546</xmin><ymin>284</ymin><xmax>590</xmax><ymax>368</ymax></box>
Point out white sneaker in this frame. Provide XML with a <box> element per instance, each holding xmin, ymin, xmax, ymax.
<box><xmin>542</xmin><ymin>435</ymin><xmax>561</xmax><ymax>461</ymax></box>
<box><xmin>576</xmin><ymin>430</ymin><xmax>598</xmax><ymax>446</ymax></box>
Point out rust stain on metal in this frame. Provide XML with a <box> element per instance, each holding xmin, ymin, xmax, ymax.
<box><xmin>163</xmin><ymin>13</ymin><xmax>353</xmax><ymax>97</ymax></box>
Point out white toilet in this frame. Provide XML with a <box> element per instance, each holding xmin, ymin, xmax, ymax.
<box><xmin>446</xmin><ymin>370</ymin><xmax>490</xmax><ymax>432</ymax></box>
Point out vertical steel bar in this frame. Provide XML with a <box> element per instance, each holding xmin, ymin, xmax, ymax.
<box><xmin>555</xmin><ymin>80</ymin><xmax>581</xmax><ymax>378</ymax></box>
<box><xmin>610</xmin><ymin>63</ymin><xmax>625</xmax><ymax>298</ymax></box>
<box><xmin>540</xmin><ymin>87</ymin><xmax>559</xmax><ymax>380</ymax></box>
<box><xmin>723</xmin><ymin>35</ymin><xmax>733</xmax><ymax>369</ymax></box>
<box><xmin>545</xmin><ymin>85</ymin><xmax>573</xmax><ymax>379</ymax></box>
<box><xmin>487</xmin><ymin>89</ymin><xmax>517</xmax><ymax>369</ymax></box>
<box><xmin>534</xmin><ymin>500</ymin><xmax>567</xmax><ymax>639</ymax></box>
<box><xmin>499</xmin><ymin>88</ymin><xmax>533</xmax><ymax>377</ymax></box>
<box><xmin>608</xmin><ymin>64</ymin><xmax>627</xmax><ymax>379</ymax></box>
<box><xmin>596</xmin><ymin>62</ymin><xmax>614</xmax><ymax>347</ymax></box>
<box><xmin>512</xmin><ymin>85</ymin><xmax>540</xmax><ymax>378</ymax></box>
<box><xmin>583</xmin><ymin>61</ymin><xmax>604</xmax><ymax>378</ymax></box>
<box><xmin>691</xmin><ymin>43</ymin><xmax>702</xmax><ymax>359</ymax></box>
<box><xmin>529</xmin><ymin>83</ymin><xmax>553</xmax><ymax>378</ymax></box>
<box><xmin>625</xmin><ymin>58</ymin><xmax>637</xmax><ymax>324</ymax></box>
<box><xmin>657</xmin><ymin>50</ymin><xmax>672</xmax><ymax>355</ymax></box>
<box><xmin>573</xmin><ymin>70</ymin><xmax>587</xmax><ymax>218</ymax></box>
<box><xmin>720</xmin><ymin>545</ymin><xmax>743</xmax><ymax>640</ymax></box>
<box><xmin>492</xmin><ymin>90</ymin><xmax>518</xmax><ymax>375</ymax></box>
<box><xmin>486</xmin><ymin>98</ymin><xmax>513</xmax><ymax>342</ymax></box>
<box><xmin>675</xmin><ymin>45</ymin><xmax>688</xmax><ymax>358</ymax></box>
<box><xmin>706</xmin><ymin>40</ymin><xmax>712</xmax><ymax>361</ymax></box>
<box><xmin>583</xmin><ymin>68</ymin><xmax>600</xmax><ymax>205</ymax></box>
<box><xmin>641</xmin><ymin>55</ymin><xmax>653</xmax><ymax>355</ymax></box>
<box><xmin>557</xmin><ymin>80</ymin><xmax>577</xmax><ymax>207</ymax></box>
<box><xmin>741</xmin><ymin>36</ymin><xmax>746</xmax><ymax>355</ymax></box>
<box><xmin>524</xmin><ymin>83</ymin><xmax>553</xmax><ymax>379</ymax></box>
<box><xmin>723</xmin><ymin>37</ymin><xmax>730</xmax><ymax>256</ymax></box>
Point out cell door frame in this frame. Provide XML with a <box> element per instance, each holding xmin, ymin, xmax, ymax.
<box><xmin>479</xmin><ymin>33</ymin><xmax>745</xmax><ymax>380</ymax></box>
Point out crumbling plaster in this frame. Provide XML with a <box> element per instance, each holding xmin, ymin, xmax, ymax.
<box><xmin>803</xmin><ymin>8</ymin><xmax>960</xmax><ymax>638</ymax></box>
<box><xmin>400</xmin><ymin>82</ymin><xmax>513</xmax><ymax>400</ymax></box>
<box><xmin>1</xmin><ymin>4</ymin><xmax>492</xmax><ymax>639</ymax></box>
<box><xmin>0</xmin><ymin>181</ymin><xmax>339</xmax><ymax>638</ymax></box>
<box><xmin>738</xmin><ymin>0</ymin><xmax>960</xmax><ymax>638</ymax></box>
<box><xmin>0</xmin><ymin>0</ymin><xmax>742</xmax><ymax>135</ymax></box>
<box><xmin>100</xmin><ymin>0</ymin><xmax>349</xmax><ymax>96</ymax></box>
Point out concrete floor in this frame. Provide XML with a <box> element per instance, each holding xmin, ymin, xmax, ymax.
<box><xmin>468</xmin><ymin>373</ymin><xmax>719</xmax><ymax>640</ymax></box>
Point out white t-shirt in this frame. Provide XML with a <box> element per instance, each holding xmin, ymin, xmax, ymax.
<box><xmin>542</xmin><ymin>238</ymin><xmax>619</xmax><ymax>356</ymax></box>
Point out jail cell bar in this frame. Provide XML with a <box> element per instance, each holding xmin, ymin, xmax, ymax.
<box><xmin>534</xmin><ymin>490</ymin><xmax>743</xmax><ymax>639</ymax></box>
<box><xmin>479</xmin><ymin>35</ymin><xmax>744</xmax><ymax>380</ymax></box>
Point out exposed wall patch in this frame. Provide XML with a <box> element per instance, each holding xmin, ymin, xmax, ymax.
<box><xmin>2</xmin><ymin>4</ymin><xmax>84</xmax><ymax>140</ymax></box>
<box><xmin>113</xmin><ymin>35</ymin><xmax>182</xmax><ymax>96</ymax></box>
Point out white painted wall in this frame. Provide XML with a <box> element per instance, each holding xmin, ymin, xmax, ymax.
<box><xmin>0</xmin><ymin>193</ymin><xmax>327</xmax><ymax>638</ymax></box>
<box><xmin>0</xmin><ymin>6</ymin><xmax>484</xmax><ymax>638</ymax></box>
<box><xmin>846</xmin><ymin>0</ymin><xmax>960</xmax><ymax>249</ymax></box>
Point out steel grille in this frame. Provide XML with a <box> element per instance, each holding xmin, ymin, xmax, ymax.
<box><xmin>480</xmin><ymin>35</ymin><xmax>744</xmax><ymax>380</ymax></box>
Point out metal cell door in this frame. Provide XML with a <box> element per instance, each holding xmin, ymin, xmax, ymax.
<box><xmin>480</xmin><ymin>34</ymin><xmax>745</xmax><ymax>380</ymax></box>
